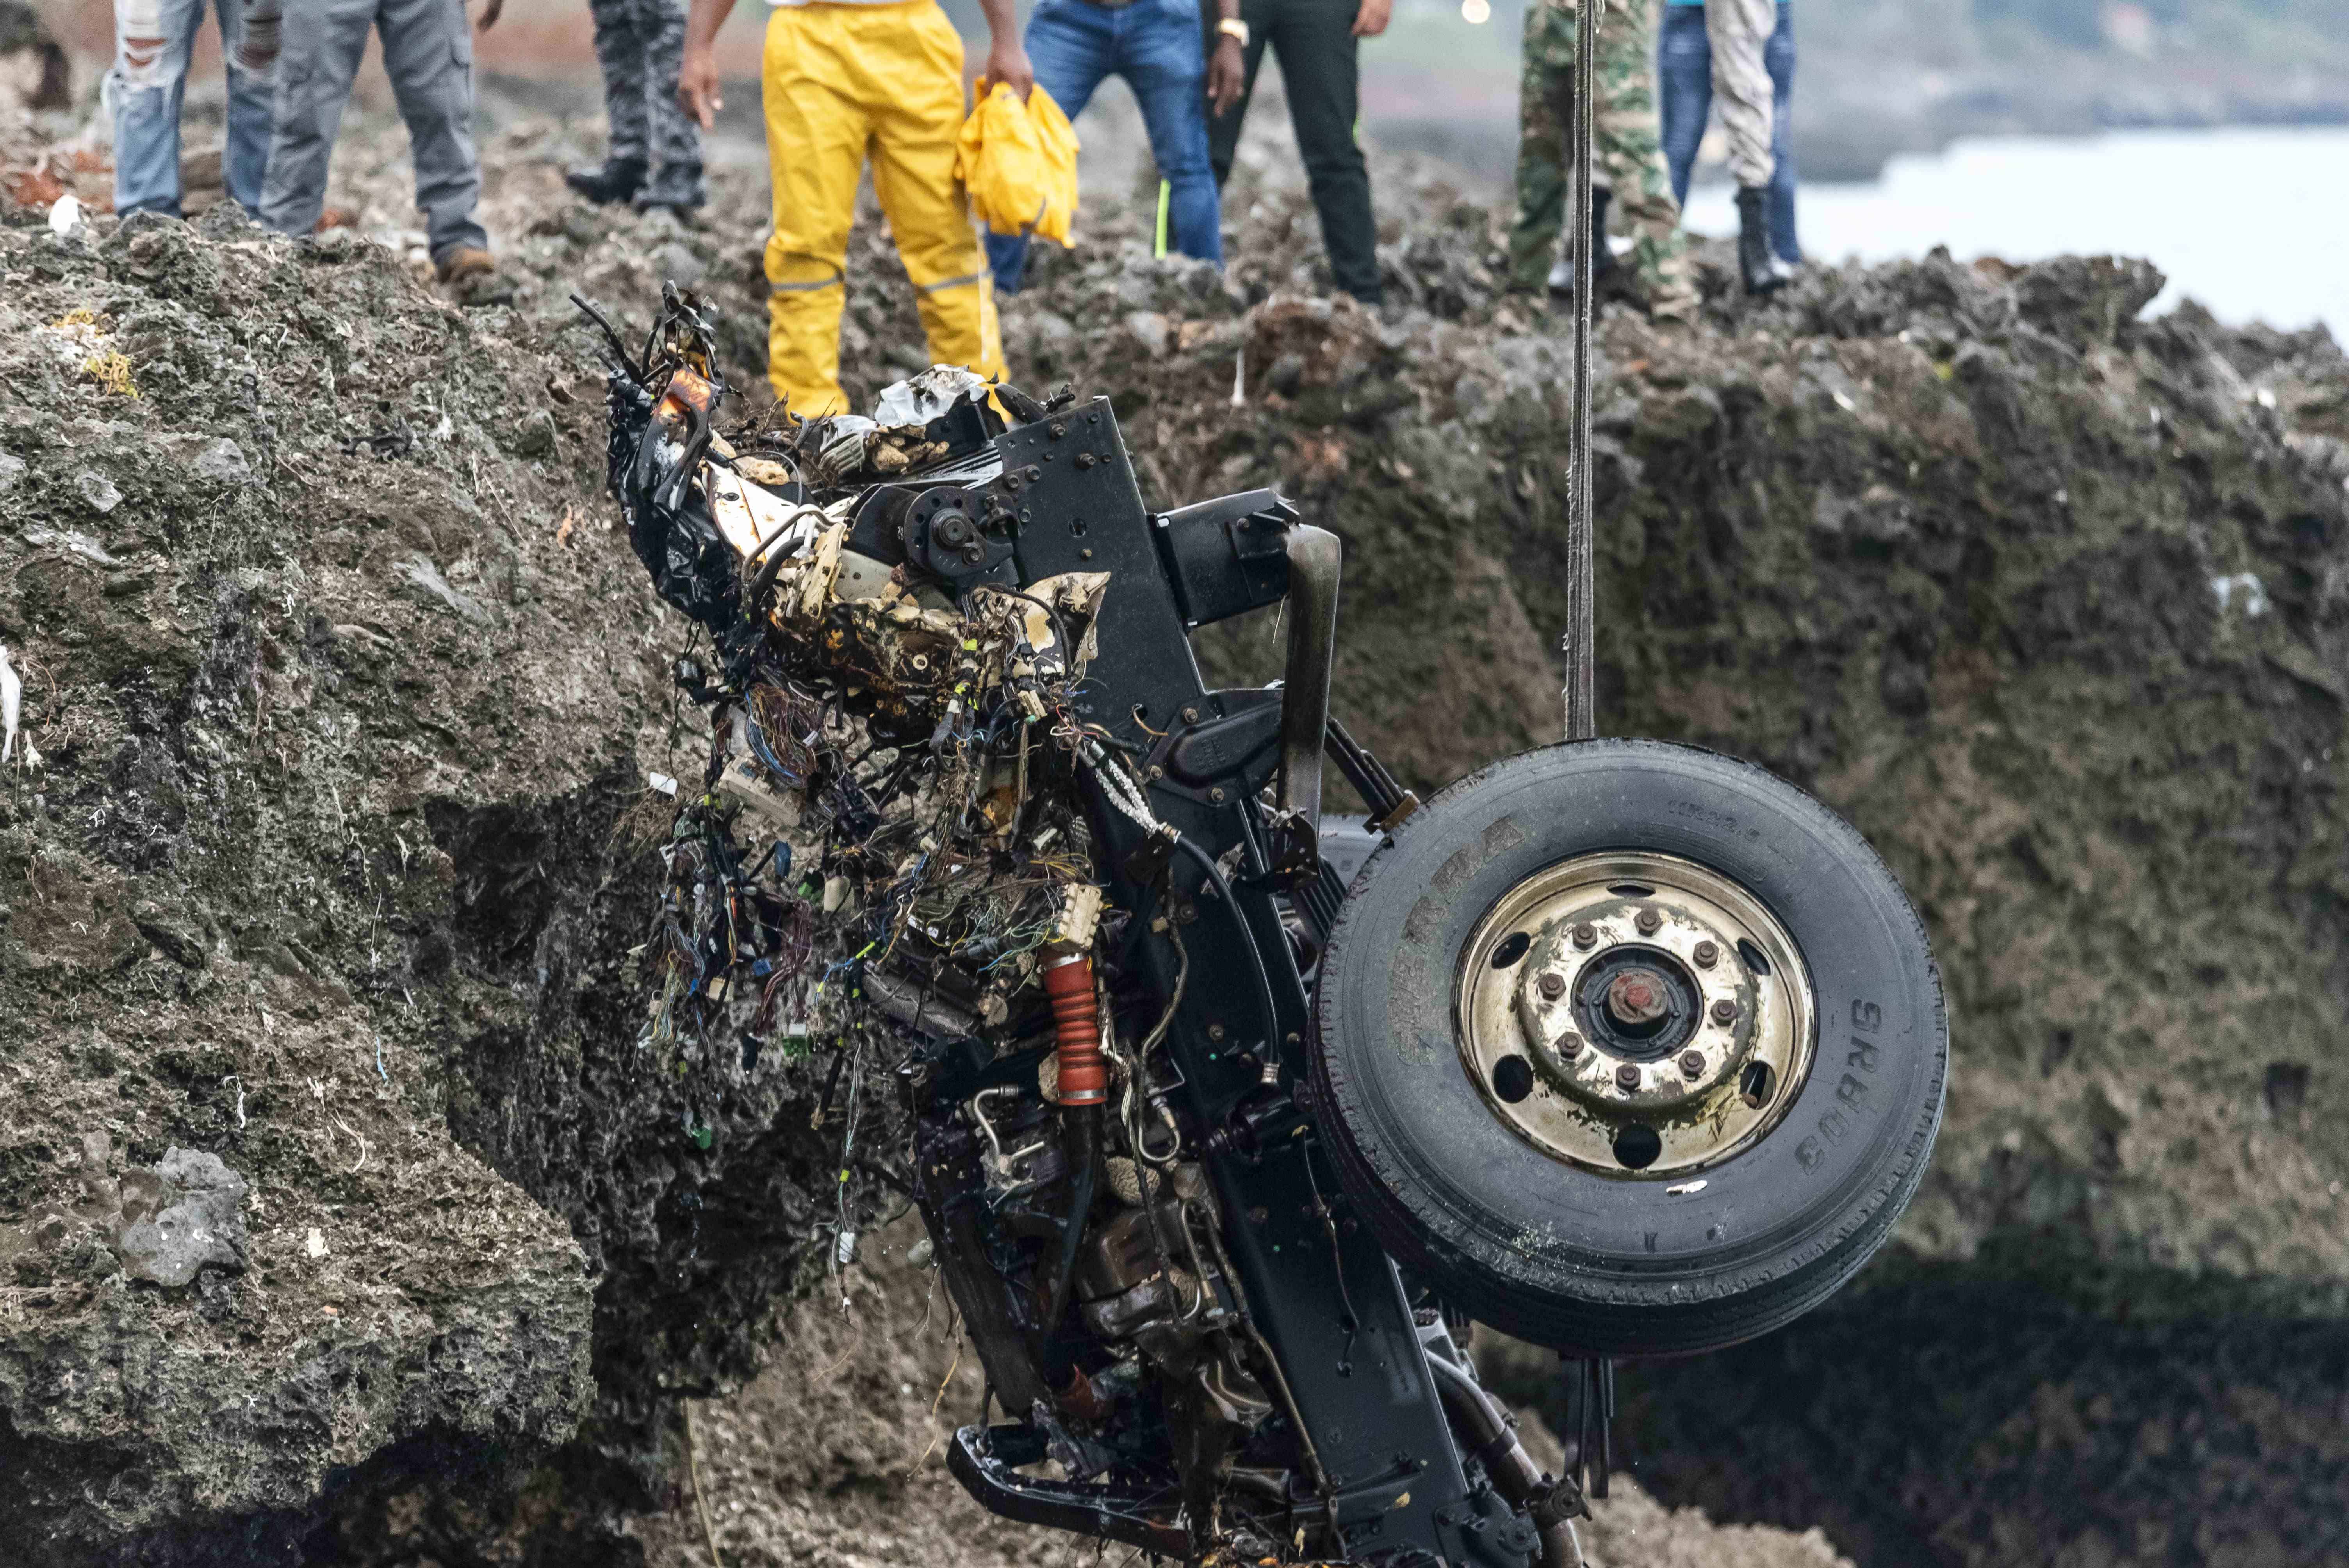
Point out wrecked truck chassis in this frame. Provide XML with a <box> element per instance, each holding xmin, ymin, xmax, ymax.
<box><xmin>596</xmin><ymin>286</ymin><xmax>1944</xmax><ymax>1568</ymax></box>
<box><xmin>602</xmin><ymin>336</ymin><xmax>1547</xmax><ymax>1568</ymax></box>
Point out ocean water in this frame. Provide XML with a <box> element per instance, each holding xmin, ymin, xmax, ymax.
<box><xmin>1681</xmin><ymin>125</ymin><xmax>2349</xmax><ymax>340</ymax></box>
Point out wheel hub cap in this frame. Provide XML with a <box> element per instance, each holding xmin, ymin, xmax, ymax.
<box><xmin>1457</xmin><ymin>852</ymin><xmax>1817</xmax><ymax>1176</ymax></box>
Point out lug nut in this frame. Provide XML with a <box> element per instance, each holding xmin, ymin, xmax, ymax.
<box><xmin>1634</xmin><ymin>908</ymin><xmax>1661</xmax><ymax>936</ymax></box>
<box><xmin>1693</xmin><ymin>940</ymin><xmax>1718</xmax><ymax>968</ymax></box>
<box><xmin>1679</xmin><ymin>1049</ymin><xmax>1705</xmax><ymax>1078</ymax></box>
<box><xmin>1556</xmin><ymin>1030</ymin><xmax>1584</xmax><ymax>1058</ymax></box>
<box><xmin>1537</xmin><ymin>972</ymin><xmax>1567</xmax><ymax>1001</ymax></box>
<box><xmin>1572</xmin><ymin>922</ymin><xmax>1598</xmax><ymax>949</ymax></box>
<box><xmin>1614</xmin><ymin>1064</ymin><xmax>1642</xmax><ymax>1092</ymax></box>
<box><xmin>1711</xmin><ymin>999</ymin><xmax>1738</xmax><ymax>1025</ymax></box>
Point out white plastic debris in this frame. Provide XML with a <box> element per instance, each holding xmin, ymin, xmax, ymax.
<box><xmin>648</xmin><ymin>771</ymin><xmax>679</xmax><ymax>796</ymax></box>
<box><xmin>305</xmin><ymin>1227</ymin><xmax>328</xmax><ymax>1259</ymax></box>
<box><xmin>0</xmin><ymin>645</ymin><xmax>19</xmax><ymax>764</ymax></box>
<box><xmin>48</xmin><ymin>192</ymin><xmax>84</xmax><ymax>240</ymax></box>
<box><xmin>25</xmin><ymin>526</ymin><xmax>121</xmax><ymax>567</ymax></box>
<box><xmin>2210</xmin><ymin>572</ymin><xmax>2269</xmax><ymax>618</ymax></box>
<box><xmin>871</xmin><ymin>365</ymin><xmax>991</xmax><ymax>427</ymax></box>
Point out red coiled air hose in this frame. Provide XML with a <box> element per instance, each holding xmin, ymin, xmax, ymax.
<box><xmin>1041</xmin><ymin>953</ymin><xmax>1107</xmax><ymax>1107</ymax></box>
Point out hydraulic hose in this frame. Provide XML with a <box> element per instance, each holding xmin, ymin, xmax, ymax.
<box><xmin>1040</xmin><ymin>952</ymin><xmax>1105</xmax><ymax>1337</ymax></box>
<box><xmin>1041</xmin><ymin>953</ymin><xmax>1108</xmax><ymax>1106</ymax></box>
<box><xmin>1425</xmin><ymin>1352</ymin><xmax>1583</xmax><ymax>1568</ymax></box>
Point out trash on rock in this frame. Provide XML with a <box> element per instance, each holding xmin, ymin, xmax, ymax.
<box><xmin>116</xmin><ymin>1149</ymin><xmax>251</xmax><ymax>1288</ymax></box>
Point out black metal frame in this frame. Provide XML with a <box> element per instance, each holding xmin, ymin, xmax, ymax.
<box><xmin>937</xmin><ymin>402</ymin><xmax>1535</xmax><ymax>1568</ymax></box>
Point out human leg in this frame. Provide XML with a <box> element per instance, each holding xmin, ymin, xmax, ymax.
<box><xmin>1766</xmin><ymin>0</ymin><xmax>1799</xmax><ymax>262</ymax></box>
<box><xmin>1593</xmin><ymin>0</ymin><xmax>1697</xmax><ymax>321</ymax></box>
<box><xmin>1702</xmin><ymin>0</ymin><xmax>1773</xmax><ymax>190</ymax></box>
<box><xmin>1656</xmin><ymin>3</ymin><xmax>1710</xmax><ymax>210</ymax></box>
<box><xmin>220</xmin><ymin>0</ymin><xmax>280</xmax><ymax>212</ymax></box>
<box><xmin>1702</xmin><ymin>0</ymin><xmax>1787</xmax><ymax>289</ymax></box>
<box><xmin>1267</xmin><ymin>0</ymin><xmax>1378</xmax><ymax>302</ymax></box>
<box><xmin>1125</xmin><ymin>0</ymin><xmax>1222</xmax><ymax>266</ymax></box>
<box><xmin>591</xmin><ymin>0</ymin><xmax>650</xmax><ymax>165</ymax></box>
<box><xmin>988</xmin><ymin>0</ymin><xmax>1115</xmax><ymax>294</ymax></box>
<box><xmin>1203</xmin><ymin>0</ymin><xmax>1271</xmax><ymax>188</ymax></box>
<box><xmin>1507</xmin><ymin>0</ymin><xmax>1575</xmax><ymax>292</ymax></box>
<box><xmin>761</xmin><ymin>4</ymin><xmax>875</xmax><ymax>412</ymax></box>
<box><xmin>636</xmin><ymin>0</ymin><xmax>706</xmax><ymax>208</ymax></box>
<box><xmin>107</xmin><ymin>0</ymin><xmax>204</xmax><ymax>217</ymax></box>
<box><xmin>377</xmin><ymin>0</ymin><xmax>489</xmax><ymax>265</ymax></box>
<box><xmin>571</xmin><ymin>0</ymin><xmax>650</xmax><ymax>201</ymax></box>
<box><xmin>869</xmin><ymin>2</ymin><xmax>1005</xmax><ymax>381</ymax></box>
<box><xmin>258</xmin><ymin>0</ymin><xmax>376</xmax><ymax>239</ymax></box>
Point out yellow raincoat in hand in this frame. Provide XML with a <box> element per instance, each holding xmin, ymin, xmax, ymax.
<box><xmin>955</xmin><ymin>82</ymin><xmax>1080</xmax><ymax>247</ymax></box>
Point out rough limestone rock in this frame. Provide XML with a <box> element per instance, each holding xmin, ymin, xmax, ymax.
<box><xmin>0</xmin><ymin>193</ymin><xmax>872</xmax><ymax>1563</ymax></box>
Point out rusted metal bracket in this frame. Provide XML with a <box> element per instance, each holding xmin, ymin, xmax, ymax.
<box><xmin>1272</xmin><ymin>524</ymin><xmax>1342</xmax><ymax>878</ymax></box>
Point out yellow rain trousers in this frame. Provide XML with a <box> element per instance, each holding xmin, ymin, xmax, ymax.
<box><xmin>761</xmin><ymin>0</ymin><xmax>1004</xmax><ymax>416</ymax></box>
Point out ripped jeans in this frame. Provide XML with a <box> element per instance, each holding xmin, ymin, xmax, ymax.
<box><xmin>107</xmin><ymin>0</ymin><xmax>283</xmax><ymax>218</ymax></box>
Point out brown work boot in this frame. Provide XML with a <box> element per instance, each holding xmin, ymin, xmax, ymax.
<box><xmin>434</xmin><ymin>246</ymin><xmax>513</xmax><ymax>307</ymax></box>
<box><xmin>435</xmin><ymin>246</ymin><xmax>496</xmax><ymax>285</ymax></box>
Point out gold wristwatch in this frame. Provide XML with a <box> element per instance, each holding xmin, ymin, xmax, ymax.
<box><xmin>1216</xmin><ymin>16</ymin><xmax>1250</xmax><ymax>46</ymax></box>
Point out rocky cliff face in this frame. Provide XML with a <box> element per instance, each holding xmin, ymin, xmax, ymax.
<box><xmin>2</xmin><ymin>94</ymin><xmax>2345</xmax><ymax>1566</ymax></box>
<box><xmin>0</xmin><ymin>186</ymin><xmax>886</xmax><ymax>1561</ymax></box>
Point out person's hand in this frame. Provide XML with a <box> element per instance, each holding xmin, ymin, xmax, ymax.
<box><xmin>1351</xmin><ymin>0</ymin><xmax>1390</xmax><ymax>35</ymax></box>
<box><xmin>982</xmin><ymin>39</ymin><xmax>1036</xmax><ymax>99</ymax></box>
<box><xmin>476</xmin><ymin>0</ymin><xmax>503</xmax><ymax>30</ymax></box>
<box><xmin>1208</xmin><ymin>35</ymin><xmax>1244</xmax><ymax>114</ymax></box>
<box><xmin>678</xmin><ymin>46</ymin><xmax>723</xmax><ymax>129</ymax></box>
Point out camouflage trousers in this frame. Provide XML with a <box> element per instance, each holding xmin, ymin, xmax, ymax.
<box><xmin>1509</xmin><ymin>0</ymin><xmax>1696</xmax><ymax>321</ymax></box>
<box><xmin>589</xmin><ymin>0</ymin><xmax>702</xmax><ymax>195</ymax></box>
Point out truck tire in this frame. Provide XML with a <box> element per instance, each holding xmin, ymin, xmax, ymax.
<box><xmin>1308</xmin><ymin>739</ymin><xmax>1945</xmax><ymax>1356</ymax></box>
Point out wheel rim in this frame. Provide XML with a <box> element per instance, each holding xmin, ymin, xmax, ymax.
<box><xmin>1454</xmin><ymin>851</ymin><xmax>1817</xmax><ymax>1178</ymax></box>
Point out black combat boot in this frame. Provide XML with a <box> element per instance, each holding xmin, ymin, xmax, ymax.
<box><xmin>634</xmin><ymin>161</ymin><xmax>707</xmax><ymax>216</ymax></box>
<box><xmin>566</xmin><ymin>156</ymin><xmax>647</xmax><ymax>206</ymax></box>
<box><xmin>1545</xmin><ymin>187</ymin><xmax>1616</xmax><ymax>295</ymax></box>
<box><xmin>1737</xmin><ymin>184</ymin><xmax>1796</xmax><ymax>295</ymax></box>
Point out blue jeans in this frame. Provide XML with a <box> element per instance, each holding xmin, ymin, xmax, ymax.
<box><xmin>1659</xmin><ymin>2</ymin><xmax>1800</xmax><ymax>264</ymax></box>
<box><xmin>985</xmin><ymin>0</ymin><xmax>1223</xmax><ymax>294</ymax></box>
<box><xmin>107</xmin><ymin>0</ymin><xmax>278</xmax><ymax>218</ymax></box>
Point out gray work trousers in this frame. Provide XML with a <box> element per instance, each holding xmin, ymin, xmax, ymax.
<box><xmin>259</xmin><ymin>0</ymin><xmax>488</xmax><ymax>264</ymax></box>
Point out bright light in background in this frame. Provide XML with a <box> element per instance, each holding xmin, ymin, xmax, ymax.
<box><xmin>1681</xmin><ymin>125</ymin><xmax>2349</xmax><ymax>338</ymax></box>
<box><xmin>1460</xmin><ymin>0</ymin><xmax>1491</xmax><ymax>23</ymax></box>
